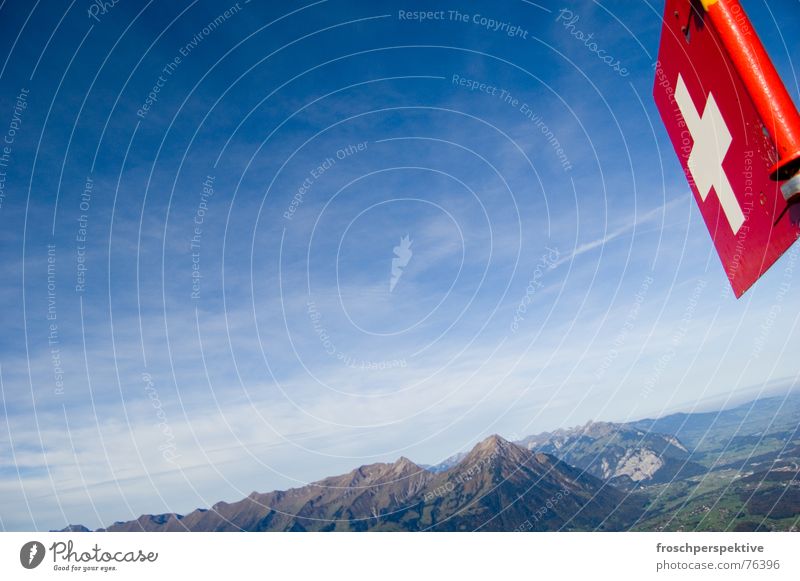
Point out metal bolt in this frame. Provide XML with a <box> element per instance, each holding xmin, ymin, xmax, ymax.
<box><xmin>781</xmin><ymin>171</ymin><xmax>800</xmax><ymax>203</ymax></box>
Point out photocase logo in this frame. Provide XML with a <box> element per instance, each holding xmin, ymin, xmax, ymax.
<box><xmin>19</xmin><ymin>541</ymin><xmax>45</xmax><ymax>569</ymax></box>
<box><xmin>389</xmin><ymin>235</ymin><xmax>413</xmax><ymax>292</ymax></box>
<box><xmin>87</xmin><ymin>0</ymin><xmax>122</xmax><ymax>23</ymax></box>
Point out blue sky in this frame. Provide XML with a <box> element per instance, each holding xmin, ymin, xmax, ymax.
<box><xmin>1</xmin><ymin>0</ymin><xmax>799</xmax><ymax>531</ymax></box>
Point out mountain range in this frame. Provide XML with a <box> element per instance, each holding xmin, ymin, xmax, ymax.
<box><xmin>517</xmin><ymin>421</ymin><xmax>706</xmax><ymax>488</ymax></box>
<box><xmin>56</xmin><ymin>391</ymin><xmax>800</xmax><ymax>532</ymax></box>
<box><xmin>97</xmin><ymin>436</ymin><xmax>641</xmax><ymax>532</ymax></box>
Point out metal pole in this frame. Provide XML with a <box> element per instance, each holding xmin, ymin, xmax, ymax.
<box><xmin>700</xmin><ymin>0</ymin><xmax>800</xmax><ymax>195</ymax></box>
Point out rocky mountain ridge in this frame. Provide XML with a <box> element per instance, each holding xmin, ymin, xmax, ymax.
<box><xmin>64</xmin><ymin>435</ymin><xmax>641</xmax><ymax>532</ymax></box>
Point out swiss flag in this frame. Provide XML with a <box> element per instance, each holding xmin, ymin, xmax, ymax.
<box><xmin>653</xmin><ymin>0</ymin><xmax>800</xmax><ymax>297</ymax></box>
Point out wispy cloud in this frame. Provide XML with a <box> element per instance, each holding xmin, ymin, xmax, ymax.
<box><xmin>552</xmin><ymin>194</ymin><xmax>690</xmax><ymax>268</ymax></box>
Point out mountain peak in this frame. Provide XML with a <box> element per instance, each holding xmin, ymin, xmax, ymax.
<box><xmin>579</xmin><ymin>421</ymin><xmax>621</xmax><ymax>438</ymax></box>
<box><xmin>330</xmin><ymin>455</ymin><xmax>423</xmax><ymax>487</ymax></box>
<box><xmin>478</xmin><ymin>434</ymin><xmax>512</xmax><ymax>449</ymax></box>
<box><xmin>391</xmin><ymin>455</ymin><xmax>422</xmax><ymax>475</ymax></box>
<box><xmin>464</xmin><ymin>434</ymin><xmax>524</xmax><ymax>463</ymax></box>
<box><xmin>396</xmin><ymin>455</ymin><xmax>415</xmax><ymax>467</ymax></box>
